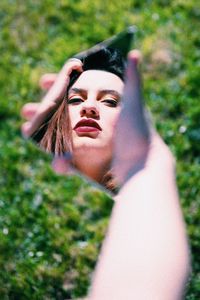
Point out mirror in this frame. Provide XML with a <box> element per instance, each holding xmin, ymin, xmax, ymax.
<box><xmin>26</xmin><ymin>26</ymin><xmax>136</xmax><ymax>154</ymax></box>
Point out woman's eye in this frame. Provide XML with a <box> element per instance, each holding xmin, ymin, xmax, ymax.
<box><xmin>102</xmin><ymin>99</ymin><xmax>118</xmax><ymax>107</ymax></box>
<box><xmin>67</xmin><ymin>97</ymin><xmax>83</xmax><ymax>104</ymax></box>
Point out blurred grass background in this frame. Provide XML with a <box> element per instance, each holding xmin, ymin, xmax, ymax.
<box><xmin>0</xmin><ymin>0</ymin><xmax>199</xmax><ymax>299</ymax></box>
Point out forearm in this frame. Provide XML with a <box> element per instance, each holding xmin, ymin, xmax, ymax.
<box><xmin>89</xmin><ymin>142</ymin><xmax>190</xmax><ymax>299</ymax></box>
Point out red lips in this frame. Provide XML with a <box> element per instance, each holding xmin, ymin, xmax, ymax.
<box><xmin>73</xmin><ymin>119</ymin><xmax>102</xmax><ymax>133</ymax></box>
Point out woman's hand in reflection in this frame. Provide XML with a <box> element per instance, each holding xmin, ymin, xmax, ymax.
<box><xmin>21</xmin><ymin>74</ymin><xmax>58</xmax><ymax>122</ymax></box>
<box><xmin>21</xmin><ymin>59</ymin><xmax>83</xmax><ymax>138</ymax></box>
<box><xmin>39</xmin><ymin>73</ymin><xmax>58</xmax><ymax>91</ymax></box>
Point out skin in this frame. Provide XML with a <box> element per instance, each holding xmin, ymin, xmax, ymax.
<box><xmin>21</xmin><ymin>51</ymin><xmax>190</xmax><ymax>298</ymax></box>
<box><xmin>89</xmin><ymin>52</ymin><xmax>190</xmax><ymax>299</ymax></box>
<box><xmin>67</xmin><ymin>70</ymin><xmax>124</xmax><ymax>182</ymax></box>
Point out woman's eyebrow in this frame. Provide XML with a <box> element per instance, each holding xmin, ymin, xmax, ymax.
<box><xmin>68</xmin><ymin>88</ymin><xmax>122</xmax><ymax>99</ymax></box>
<box><xmin>98</xmin><ymin>89</ymin><xmax>122</xmax><ymax>99</ymax></box>
<box><xmin>68</xmin><ymin>87</ymin><xmax>87</xmax><ymax>96</ymax></box>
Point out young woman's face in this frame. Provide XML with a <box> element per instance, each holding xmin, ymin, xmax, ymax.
<box><xmin>67</xmin><ymin>70</ymin><xmax>124</xmax><ymax>160</ymax></box>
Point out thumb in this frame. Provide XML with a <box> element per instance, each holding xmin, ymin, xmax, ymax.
<box><xmin>125</xmin><ymin>50</ymin><xmax>142</xmax><ymax>106</ymax></box>
<box><xmin>123</xmin><ymin>50</ymin><xmax>149</xmax><ymax>139</ymax></box>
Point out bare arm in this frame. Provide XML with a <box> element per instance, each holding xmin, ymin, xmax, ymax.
<box><xmin>89</xmin><ymin>52</ymin><xmax>190</xmax><ymax>300</ymax></box>
<box><xmin>89</xmin><ymin>136</ymin><xmax>190</xmax><ymax>300</ymax></box>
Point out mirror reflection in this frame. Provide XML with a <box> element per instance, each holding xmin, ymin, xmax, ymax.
<box><xmin>21</xmin><ymin>27</ymin><xmax>136</xmax><ymax>192</ymax></box>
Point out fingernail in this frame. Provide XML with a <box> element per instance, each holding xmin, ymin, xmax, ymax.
<box><xmin>128</xmin><ymin>50</ymin><xmax>141</xmax><ymax>64</ymax></box>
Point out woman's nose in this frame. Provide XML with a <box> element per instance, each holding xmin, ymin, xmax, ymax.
<box><xmin>80</xmin><ymin>103</ymin><xmax>99</xmax><ymax>118</ymax></box>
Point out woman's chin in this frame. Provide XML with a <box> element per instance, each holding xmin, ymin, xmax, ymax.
<box><xmin>73</xmin><ymin>136</ymin><xmax>102</xmax><ymax>150</ymax></box>
<box><xmin>72</xmin><ymin>136</ymin><xmax>112</xmax><ymax>156</ymax></box>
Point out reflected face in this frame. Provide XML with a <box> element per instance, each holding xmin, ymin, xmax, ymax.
<box><xmin>67</xmin><ymin>70</ymin><xmax>124</xmax><ymax>159</ymax></box>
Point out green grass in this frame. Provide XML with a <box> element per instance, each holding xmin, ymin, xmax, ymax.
<box><xmin>0</xmin><ymin>0</ymin><xmax>199</xmax><ymax>298</ymax></box>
